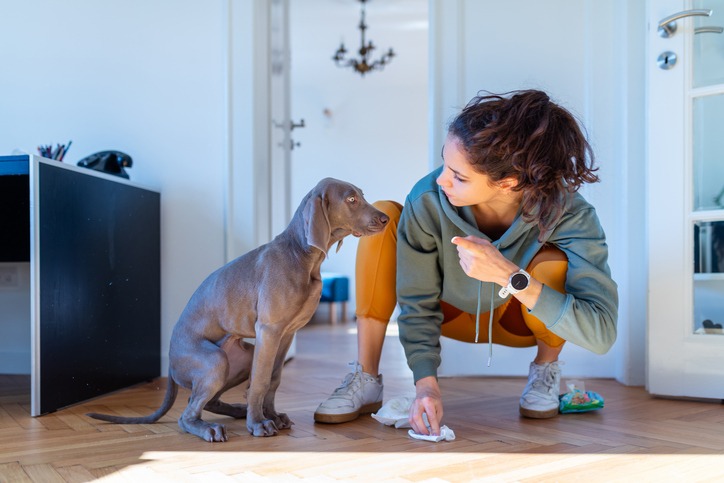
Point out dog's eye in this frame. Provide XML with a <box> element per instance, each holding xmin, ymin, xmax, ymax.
<box><xmin>346</xmin><ymin>196</ymin><xmax>357</xmax><ymax>204</ymax></box>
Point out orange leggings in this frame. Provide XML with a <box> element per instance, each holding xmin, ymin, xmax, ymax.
<box><xmin>355</xmin><ymin>200</ymin><xmax>568</xmax><ymax>348</ymax></box>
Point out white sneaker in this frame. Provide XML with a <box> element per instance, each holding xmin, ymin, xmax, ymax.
<box><xmin>519</xmin><ymin>361</ymin><xmax>561</xmax><ymax>419</ymax></box>
<box><xmin>314</xmin><ymin>361</ymin><xmax>383</xmax><ymax>424</ymax></box>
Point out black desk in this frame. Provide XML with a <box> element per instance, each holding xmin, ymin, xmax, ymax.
<box><xmin>0</xmin><ymin>155</ymin><xmax>161</xmax><ymax>415</ymax></box>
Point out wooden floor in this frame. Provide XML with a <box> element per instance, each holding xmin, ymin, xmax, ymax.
<box><xmin>2</xmin><ymin>322</ymin><xmax>724</xmax><ymax>482</ymax></box>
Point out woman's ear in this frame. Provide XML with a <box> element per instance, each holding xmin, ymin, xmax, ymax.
<box><xmin>498</xmin><ymin>177</ymin><xmax>519</xmax><ymax>191</ymax></box>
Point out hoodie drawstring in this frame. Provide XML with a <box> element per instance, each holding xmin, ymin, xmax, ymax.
<box><xmin>488</xmin><ymin>283</ymin><xmax>494</xmax><ymax>366</ymax></box>
<box><xmin>474</xmin><ymin>281</ymin><xmax>482</xmax><ymax>343</ymax></box>
<box><xmin>474</xmin><ymin>281</ymin><xmax>496</xmax><ymax>367</ymax></box>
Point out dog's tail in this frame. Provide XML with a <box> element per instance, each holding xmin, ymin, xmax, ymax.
<box><xmin>86</xmin><ymin>375</ymin><xmax>178</xmax><ymax>424</ymax></box>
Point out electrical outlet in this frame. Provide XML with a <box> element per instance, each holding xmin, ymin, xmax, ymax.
<box><xmin>0</xmin><ymin>266</ymin><xmax>20</xmax><ymax>288</ymax></box>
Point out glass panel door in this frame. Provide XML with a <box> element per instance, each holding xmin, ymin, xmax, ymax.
<box><xmin>693</xmin><ymin>0</ymin><xmax>724</xmax><ymax>87</ymax></box>
<box><xmin>649</xmin><ymin>0</ymin><xmax>724</xmax><ymax>400</ymax></box>
<box><xmin>692</xmin><ymin>95</ymin><xmax>724</xmax><ymax>211</ymax></box>
<box><xmin>691</xmin><ymin>0</ymin><xmax>724</xmax><ymax>336</ymax></box>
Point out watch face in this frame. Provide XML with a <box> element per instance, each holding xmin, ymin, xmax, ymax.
<box><xmin>511</xmin><ymin>272</ymin><xmax>529</xmax><ymax>290</ymax></box>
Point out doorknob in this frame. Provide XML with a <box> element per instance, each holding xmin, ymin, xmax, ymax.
<box><xmin>658</xmin><ymin>9</ymin><xmax>713</xmax><ymax>38</ymax></box>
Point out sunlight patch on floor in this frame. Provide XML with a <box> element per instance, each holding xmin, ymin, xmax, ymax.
<box><xmin>92</xmin><ymin>450</ymin><xmax>724</xmax><ymax>482</ymax></box>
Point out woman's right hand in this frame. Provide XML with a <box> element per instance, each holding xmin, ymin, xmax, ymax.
<box><xmin>409</xmin><ymin>376</ymin><xmax>443</xmax><ymax>435</ymax></box>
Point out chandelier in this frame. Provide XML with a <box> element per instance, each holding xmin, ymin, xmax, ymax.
<box><xmin>332</xmin><ymin>0</ymin><xmax>395</xmax><ymax>77</ymax></box>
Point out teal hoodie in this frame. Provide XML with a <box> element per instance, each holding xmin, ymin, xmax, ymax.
<box><xmin>397</xmin><ymin>167</ymin><xmax>619</xmax><ymax>383</ymax></box>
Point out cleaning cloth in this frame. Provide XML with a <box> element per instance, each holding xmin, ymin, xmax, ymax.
<box><xmin>371</xmin><ymin>396</ymin><xmax>456</xmax><ymax>442</ymax></box>
<box><xmin>407</xmin><ymin>425</ymin><xmax>456</xmax><ymax>442</ymax></box>
<box><xmin>371</xmin><ymin>396</ymin><xmax>415</xmax><ymax>428</ymax></box>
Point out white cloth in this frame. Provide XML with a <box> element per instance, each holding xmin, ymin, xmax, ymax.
<box><xmin>408</xmin><ymin>425</ymin><xmax>456</xmax><ymax>442</ymax></box>
<box><xmin>371</xmin><ymin>396</ymin><xmax>415</xmax><ymax>428</ymax></box>
<box><xmin>371</xmin><ymin>396</ymin><xmax>456</xmax><ymax>442</ymax></box>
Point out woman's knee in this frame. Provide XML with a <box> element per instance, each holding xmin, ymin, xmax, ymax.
<box><xmin>371</xmin><ymin>200</ymin><xmax>403</xmax><ymax>225</ymax></box>
<box><xmin>355</xmin><ymin>200</ymin><xmax>402</xmax><ymax>322</ymax></box>
<box><xmin>527</xmin><ymin>245</ymin><xmax>567</xmax><ymax>293</ymax></box>
<box><xmin>521</xmin><ymin>245</ymin><xmax>568</xmax><ymax>346</ymax></box>
<box><xmin>356</xmin><ymin>201</ymin><xmax>402</xmax><ymax>265</ymax></box>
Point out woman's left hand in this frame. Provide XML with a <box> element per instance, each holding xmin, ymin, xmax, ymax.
<box><xmin>451</xmin><ymin>235</ymin><xmax>518</xmax><ymax>286</ymax></box>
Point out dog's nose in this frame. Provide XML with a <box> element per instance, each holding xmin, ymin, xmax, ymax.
<box><xmin>377</xmin><ymin>213</ymin><xmax>390</xmax><ymax>226</ymax></box>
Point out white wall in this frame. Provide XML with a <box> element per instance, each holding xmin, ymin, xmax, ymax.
<box><xmin>0</xmin><ymin>0</ymin><xmax>647</xmax><ymax>386</ymax></box>
<box><xmin>0</xmin><ymin>0</ymin><xmax>428</xmax><ymax>375</ymax></box>
<box><xmin>430</xmin><ymin>0</ymin><xmax>647</xmax><ymax>384</ymax></box>
<box><xmin>0</xmin><ymin>0</ymin><xmax>230</xmax><ymax>374</ymax></box>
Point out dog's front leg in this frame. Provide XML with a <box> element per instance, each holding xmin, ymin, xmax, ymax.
<box><xmin>247</xmin><ymin>323</ymin><xmax>282</xmax><ymax>437</ymax></box>
<box><xmin>262</xmin><ymin>332</ymin><xmax>295</xmax><ymax>430</ymax></box>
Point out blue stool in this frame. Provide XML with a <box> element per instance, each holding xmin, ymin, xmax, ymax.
<box><xmin>320</xmin><ymin>272</ymin><xmax>349</xmax><ymax>324</ymax></box>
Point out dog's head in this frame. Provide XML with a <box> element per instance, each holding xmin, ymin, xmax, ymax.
<box><xmin>302</xmin><ymin>178</ymin><xmax>389</xmax><ymax>255</ymax></box>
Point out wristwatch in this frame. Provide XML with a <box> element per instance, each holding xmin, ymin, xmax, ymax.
<box><xmin>498</xmin><ymin>269</ymin><xmax>531</xmax><ymax>298</ymax></box>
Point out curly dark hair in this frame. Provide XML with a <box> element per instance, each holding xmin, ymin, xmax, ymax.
<box><xmin>447</xmin><ymin>89</ymin><xmax>599</xmax><ymax>238</ymax></box>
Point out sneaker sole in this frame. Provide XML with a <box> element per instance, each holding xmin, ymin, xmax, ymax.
<box><xmin>519</xmin><ymin>406</ymin><xmax>559</xmax><ymax>419</ymax></box>
<box><xmin>313</xmin><ymin>401</ymin><xmax>383</xmax><ymax>424</ymax></box>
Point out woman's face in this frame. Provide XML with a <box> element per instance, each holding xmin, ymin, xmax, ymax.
<box><xmin>436</xmin><ymin>134</ymin><xmax>508</xmax><ymax>207</ymax></box>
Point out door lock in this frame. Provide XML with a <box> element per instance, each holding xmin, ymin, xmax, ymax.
<box><xmin>657</xmin><ymin>51</ymin><xmax>677</xmax><ymax>70</ymax></box>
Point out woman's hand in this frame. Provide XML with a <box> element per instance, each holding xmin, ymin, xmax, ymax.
<box><xmin>451</xmin><ymin>235</ymin><xmax>517</xmax><ymax>286</ymax></box>
<box><xmin>451</xmin><ymin>235</ymin><xmax>543</xmax><ymax>309</ymax></box>
<box><xmin>410</xmin><ymin>376</ymin><xmax>443</xmax><ymax>435</ymax></box>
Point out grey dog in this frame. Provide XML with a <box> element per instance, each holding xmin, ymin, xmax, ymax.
<box><xmin>87</xmin><ymin>178</ymin><xmax>389</xmax><ymax>442</ymax></box>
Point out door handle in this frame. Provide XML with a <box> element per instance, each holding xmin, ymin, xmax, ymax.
<box><xmin>273</xmin><ymin>119</ymin><xmax>305</xmax><ymax>131</ymax></box>
<box><xmin>658</xmin><ymin>9</ymin><xmax>713</xmax><ymax>37</ymax></box>
<box><xmin>695</xmin><ymin>26</ymin><xmax>724</xmax><ymax>34</ymax></box>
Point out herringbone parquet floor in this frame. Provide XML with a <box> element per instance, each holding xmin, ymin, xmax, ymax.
<box><xmin>2</xmin><ymin>322</ymin><xmax>724</xmax><ymax>482</ymax></box>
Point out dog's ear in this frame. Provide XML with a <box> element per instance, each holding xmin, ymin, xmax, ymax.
<box><xmin>303</xmin><ymin>194</ymin><xmax>331</xmax><ymax>254</ymax></box>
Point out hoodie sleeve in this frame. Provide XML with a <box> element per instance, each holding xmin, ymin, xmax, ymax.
<box><xmin>396</xmin><ymin>198</ymin><xmax>445</xmax><ymax>383</ymax></box>
<box><xmin>528</xmin><ymin>205</ymin><xmax>618</xmax><ymax>354</ymax></box>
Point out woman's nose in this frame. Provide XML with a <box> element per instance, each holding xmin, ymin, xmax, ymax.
<box><xmin>436</xmin><ymin>172</ymin><xmax>449</xmax><ymax>187</ymax></box>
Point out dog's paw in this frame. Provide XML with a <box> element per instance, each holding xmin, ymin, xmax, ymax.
<box><xmin>248</xmin><ymin>419</ymin><xmax>279</xmax><ymax>437</ymax></box>
<box><xmin>202</xmin><ymin>423</ymin><xmax>228</xmax><ymax>443</ymax></box>
<box><xmin>272</xmin><ymin>412</ymin><xmax>293</xmax><ymax>430</ymax></box>
<box><xmin>179</xmin><ymin>418</ymin><xmax>229</xmax><ymax>443</ymax></box>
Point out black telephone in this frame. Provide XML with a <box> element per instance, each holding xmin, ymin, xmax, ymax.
<box><xmin>77</xmin><ymin>151</ymin><xmax>133</xmax><ymax>179</ymax></box>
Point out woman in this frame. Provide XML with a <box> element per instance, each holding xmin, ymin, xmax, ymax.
<box><xmin>314</xmin><ymin>90</ymin><xmax>618</xmax><ymax>436</ymax></box>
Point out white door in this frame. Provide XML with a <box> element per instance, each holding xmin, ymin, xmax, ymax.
<box><xmin>647</xmin><ymin>0</ymin><xmax>724</xmax><ymax>398</ymax></box>
<box><xmin>270</xmin><ymin>0</ymin><xmax>293</xmax><ymax>238</ymax></box>
<box><xmin>269</xmin><ymin>0</ymin><xmax>297</xmax><ymax>359</ymax></box>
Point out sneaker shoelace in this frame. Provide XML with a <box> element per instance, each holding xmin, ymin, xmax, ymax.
<box><xmin>331</xmin><ymin>363</ymin><xmax>362</xmax><ymax>396</ymax></box>
<box><xmin>531</xmin><ymin>363</ymin><xmax>560</xmax><ymax>395</ymax></box>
